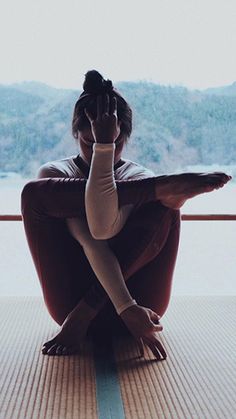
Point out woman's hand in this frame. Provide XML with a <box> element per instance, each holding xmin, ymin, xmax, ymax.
<box><xmin>85</xmin><ymin>94</ymin><xmax>121</xmax><ymax>144</ymax></box>
<box><xmin>120</xmin><ymin>304</ymin><xmax>167</xmax><ymax>360</ymax></box>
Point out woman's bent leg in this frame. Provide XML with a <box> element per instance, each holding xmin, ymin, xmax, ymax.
<box><xmin>22</xmin><ymin>211</ymin><xmax>103</xmax><ymax>325</ymax></box>
<box><xmin>20</xmin><ymin>176</ymin><xmax>155</xmax><ymax>325</ymax></box>
<box><xmin>126</xmin><ymin>208</ymin><xmax>180</xmax><ymax>317</ymax></box>
<box><xmin>88</xmin><ymin>201</ymin><xmax>181</xmax><ymax>336</ymax></box>
<box><xmin>21</xmin><ymin>180</ymin><xmax>180</xmax><ymax>332</ymax></box>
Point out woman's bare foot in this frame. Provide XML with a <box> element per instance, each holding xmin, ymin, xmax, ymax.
<box><xmin>42</xmin><ymin>320</ymin><xmax>83</xmax><ymax>356</ymax></box>
<box><xmin>42</xmin><ymin>301</ymin><xmax>94</xmax><ymax>356</ymax></box>
<box><xmin>155</xmin><ymin>172</ymin><xmax>232</xmax><ymax>209</ymax></box>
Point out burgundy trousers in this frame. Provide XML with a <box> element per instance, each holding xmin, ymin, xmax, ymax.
<box><xmin>21</xmin><ymin>177</ymin><xmax>181</xmax><ymax>336</ymax></box>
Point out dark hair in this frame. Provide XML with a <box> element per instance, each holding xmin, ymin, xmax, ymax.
<box><xmin>72</xmin><ymin>70</ymin><xmax>132</xmax><ymax>144</ymax></box>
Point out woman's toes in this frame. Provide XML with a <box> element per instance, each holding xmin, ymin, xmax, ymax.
<box><xmin>42</xmin><ymin>344</ymin><xmax>80</xmax><ymax>356</ymax></box>
<box><xmin>47</xmin><ymin>343</ymin><xmax>59</xmax><ymax>355</ymax></box>
<box><xmin>56</xmin><ymin>345</ymin><xmax>64</xmax><ymax>355</ymax></box>
<box><xmin>42</xmin><ymin>337</ymin><xmax>56</xmax><ymax>348</ymax></box>
<box><xmin>42</xmin><ymin>343</ymin><xmax>52</xmax><ymax>352</ymax></box>
<box><xmin>42</xmin><ymin>342</ymin><xmax>55</xmax><ymax>354</ymax></box>
<box><xmin>62</xmin><ymin>346</ymin><xmax>69</xmax><ymax>355</ymax></box>
<box><xmin>201</xmin><ymin>185</ymin><xmax>214</xmax><ymax>192</ymax></box>
<box><xmin>42</xmin><ymin>346</ymin><xmax>48</xmax><ymax>355</ymax></box>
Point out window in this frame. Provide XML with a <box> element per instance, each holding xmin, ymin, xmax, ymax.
<box><xmin>1</xmin><ymin>0</ymin><xmax>235</xmax><ymax>296</ymax></box>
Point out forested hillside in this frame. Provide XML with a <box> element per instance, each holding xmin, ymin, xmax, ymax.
<box><xmin>0</xmin><ymin>80</ymin><xmax>235</xmax><ymax>177</ymax></box>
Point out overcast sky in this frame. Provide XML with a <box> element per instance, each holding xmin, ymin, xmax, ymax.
<box><xmin>0</xmin><ymin>0</ymin><xmax>235</xmax><ymax>90</ymax></box>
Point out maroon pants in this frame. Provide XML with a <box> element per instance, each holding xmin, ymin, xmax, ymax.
<box><xmin>21</xmin><ymin>177</ymin><xmax>180</xmax><ymax>337</ymax></box>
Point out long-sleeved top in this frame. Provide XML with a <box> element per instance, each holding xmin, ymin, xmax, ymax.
<box><xmin>37</xmin><ymin>144</ymin><xmax>156</xmax><ymax>314</ymax></box>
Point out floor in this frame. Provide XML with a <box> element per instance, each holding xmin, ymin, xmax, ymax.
<box><xmin>0</xmin><ymin>296</ymin><xmax>235</xmax><ymax>419</ymax></box>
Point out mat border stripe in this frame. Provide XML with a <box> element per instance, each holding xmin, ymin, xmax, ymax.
<box><xmin>92</xmin><ymin>336</ymin><xmax>125</xmax><ymax>419</ymax></box>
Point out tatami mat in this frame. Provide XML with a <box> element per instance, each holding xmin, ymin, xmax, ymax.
<box><xmin>0</xmin><ymin>297</ymin><xmax>97</xmax><ymax>419</ymax></box>
<box><xmin>114</xmin><ymin>296</ymin><xmax>236</xmax><ymax>419</ymax></box>
<box><xmin>0</xmin><ymin>296</ymin><xmax>235</xmax><ymax>419</ymax></box>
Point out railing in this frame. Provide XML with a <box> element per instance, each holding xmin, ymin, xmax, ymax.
<box><xmin>1</xmin><ymin>214</ymin><xmax>236</xmax><ymax>221</ymax></box>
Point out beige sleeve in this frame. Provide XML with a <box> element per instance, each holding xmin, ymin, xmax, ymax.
<box><xmin>66</xmin><ymin>217</ymin><xmax>137</xmax><ymax>314</ymax></box>
<box><xmin>85</xmin><ymin>142</ymin><xmax>134</xmax><ymax>239</ymax></box>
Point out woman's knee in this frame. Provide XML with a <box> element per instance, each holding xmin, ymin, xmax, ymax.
<box><xmin>136</xmin><ymin>201</ymin><xmax>180</xmax><ymax>228</ymax></box>
<box><xmin>21</xmin><ymin>180</ymin><xmax>43</xmax><ymax>215</ymax></box>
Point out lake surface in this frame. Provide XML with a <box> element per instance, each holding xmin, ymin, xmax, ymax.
<box><xmin>1</xmin><ymin>164</ymin><xmax>236</xmax><ymax>213</ymax></box>
<box><xmin>0</xmin><ymin>168</ymin><xmax>235</xmax><ymax>297</ymax></box>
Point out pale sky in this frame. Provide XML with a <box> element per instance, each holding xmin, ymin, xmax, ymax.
<box><xmin>0</xmin><ymin>0</ymin><xmax>235</xmax><ymax>90</ymax></box>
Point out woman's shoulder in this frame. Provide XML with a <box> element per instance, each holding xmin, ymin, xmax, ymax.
<box><xmin>115</xmin><ymin>158</ymin><xmax>156</xmax><ymax>180</ymax></box>
<box><xmin>36</xmin><ymin>156</ymin><xmax>82</xmax><ymax>178</ymax></box>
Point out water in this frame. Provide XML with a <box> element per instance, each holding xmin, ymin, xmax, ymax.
<box><xmin>1</xmin><ymin>173</ymin><xmax>236</xmax><ymax>214</ymax></box>
<box><xmin>0</xmin><ymin>169</ymin><xmax>236</xmax><ymax>297</ymax></box>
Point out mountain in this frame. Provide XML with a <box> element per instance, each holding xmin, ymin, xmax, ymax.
<box><xmin>11</xmin><ymin>81</ymin><xmax>77</xmax><ymax>103</ymax></box>
<box><xmin>0</xmin><ymin>80</ymin><xmax>235</xmax><ymax>176</ymax></box>
<box><xmin>0</xmin><ymin>85</ymin><xmax>43</xmax><ymax>117</ymax></box>
<box><xmin>203</xmin><ymin>81</ymin><xmax>236</xmax><ymax>97</ymax></box>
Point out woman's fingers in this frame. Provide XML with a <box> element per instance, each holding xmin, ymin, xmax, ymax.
<box><xmin>147</xmin><ymin>341</ymin><xmax>162</xmax><ymax>360</ymax></box>
<box><xmin>110</xmin><ymin>96</ymin><xmax>117</xmax><ymax>116</ymax></box>
<box><xmin>97</xmin><ymin>94</ymin><xmax>118</xmax><ymax>118</ymax></box>
<box><xmin>84</xmin><ymin>108</ymin><xmax>93</xmax><ymax>123</ymax></box>
<box><xmin>120</xmin><ymin>305</ymin><xmax>167</xmax><ymax>361</ymax></box>
<box><xmin>103</xmin><ymin>94</ymin><xmax>110</xmax><ymax>115</ymax></box>
<box><xmin>149</xmin><ymin>310</ymin><xmax>161</xmax><ymax>323</ymax></box>
<box><xmin>136</xmin><ymin>323</ymin><xmax>166</xmax><ymax>360</ymax></box>
<box><xmin>144</xmin><ymin>335</ymin><xmax>167</xmax><ymax>360</ymax></box>
<box><xmin>87</xmin><ymin>94</ymin><xmax>119</xmax><ymax>124</ymax></box>
<box><xmin>137</xmin><ymin>337</ymin><xmax>162</xmax><ymax>360</ymax></box>
<box><xmin>153</xmin><ymin>338</ymin><xmax>167</xmax><ymax>359</ymax></box>
<box><xmin>153</xmin><ymin>323</ymin><xmax>163</xmax><ymax>332</ymax></box>
<box><xmin>97</xmin><ymin>95</ymin><xmax>103</xmax><ymax>119</ymax></box>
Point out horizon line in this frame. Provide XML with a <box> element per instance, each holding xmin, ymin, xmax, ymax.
<box><xmin>0</xmin><ymin>79</ymin><xmax>236</xmax><ymax>92</ymax></box>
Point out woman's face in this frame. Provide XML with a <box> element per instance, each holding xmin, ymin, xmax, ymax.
<box><xmin>79</xmin><ymin>127</ymin><xmax>95</xmax><ymax>147</ymax></box>
<box><xmin>78</xmin><ymin>127</ymin><xmax>125</xmax><ymax>165</ymax></box>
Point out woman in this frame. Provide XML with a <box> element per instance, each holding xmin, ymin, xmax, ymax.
<box><xmin>21</xmin><ymin>70</ymin><xmax>231</xmax><ymax>358</ymax></box>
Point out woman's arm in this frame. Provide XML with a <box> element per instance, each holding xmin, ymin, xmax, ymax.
<box><xmin>66</xmin><ymin>216</ymin><xmax>136</xmax><ymax>315</ymax></box>
<box><xmin>85</xmin><ymin>142</ymin><xmax>134</xmax><ymax>239</ymax></box>
<box><xmin>84</xmin><ymin>94</ymin><xmax>157</xmax><ymax>239</ymax></box>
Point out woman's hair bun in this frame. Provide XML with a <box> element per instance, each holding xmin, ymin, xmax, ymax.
<box><xmin>83</xmin><ymin>69</ymin><xmax>113</xmax><ymax>94</ymax></box>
